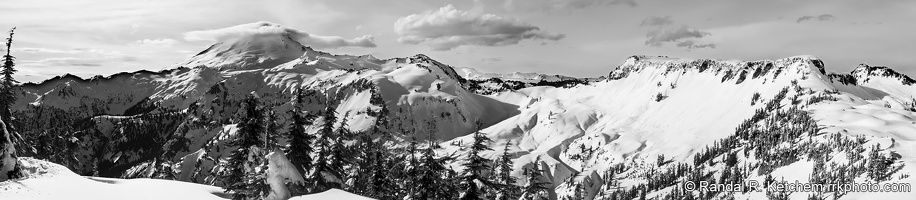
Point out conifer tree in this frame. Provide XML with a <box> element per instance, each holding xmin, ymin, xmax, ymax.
<box><xmin>331</xmin><ymin>113</ymin><xmax>355</xmax><ymax>190</ymax></box>
<box><xmin>459</xmin><ymin>120</ymin><xmax>493</xmax><ymax>200</ymax></box>
<box><xmin>222</xmin><ymin>93</ymin><xmax>268</xmax><ymax>200</ymax></box>
<box><xmin>285</xmin><ymin>90</ymin><xmax>315</xmax><ymax>195</ymax></box>
<box><xmin>417</xmin><ymin>128</ymin><xmax>452</xmax><ymax>200</ymax></box>
<box><xmin>365</xmin><ymin>97</ymin><xmax>395</xmax><ymax>199</ymax></box>
<box><xmin>402</xmin><ymin>136</ymin><xmax>421</xmax><ymax>199</ymax></box>
<box><xmin>0</xmin><ymin>27</ymin><xmax>17</xmax><ymax>121</ymax></box>
<box><xmin>495</xmin><ymin>142</ymin><xmax>520</xmax><ymax>200</ymax></box>
<box><xmin>0</xmin><ymin>28</ymin><xmax>20</xmax><ymax>181</ymax></box>
<box><xmin>520</xmin><ymin>157</ymin><xmax>550</xmax><ymax>200</ymax></box>
<box><xmin>263</xmin><ymin>109</ymin><xmax>280</xmax><ymax>151</ymax></box>
<box><xmin>309</xmin><ymin>100</ymin><xmax>342</xmax><ymax>192</ymax></box>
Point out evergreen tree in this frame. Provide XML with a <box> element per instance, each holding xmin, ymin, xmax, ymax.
<box><xmin>222</xmin><ymin>93</ymin><xmax>269</xmax><ymax>200</ymax></box>
<box><xmin>495</xmin><ymin>142</ymin><xmax>520</xmax><ymax>200</ymax></box>
<box><xmin>309</xmin><ymin>101</ymin><xmax>343</xmax><ymax>192</ymax></box>
<box><xmin>0</xmin><ymin>27</ymin><xmax>17</xmax><ymax>121</ymax></box>
<box><xmin>365</xmin><ymin>97</ymin><xmax>395</xmax><ymax>199</ymax></box>
<box><xmin>459</xmin><ymin>120</ymin><xmax>493</xmax><ymax>200</ymax></box>
<box><xmin>417</xmin><ymin>130</ymin><xmax>453</xmax><ymax>200</ymax></box>
<box><xmin>520</xmin><ymin>157</ymin><xmax>550</xmax><ymax>200</ymax></box>
<box><xmin>0</xmin><ymin>28</ymin><xmax>20</xmax><ymax>181</ymax></box>
<box><xmin>285</xmin><ymin>90</ymin><xmax>316</xmax><ymax>195</ymax></box>
<box><xmin>401</xmin><ymin>136</ymin><xmax>421</xmax><ymax>199</ymax></box>
<box><xmin>263</xmin><ymin>109</ymin><xmax>280</xmax><ymax>151</ymax></box>
<box><xmin>368</xmin><ymin>137</ymin><xmax>394</xmax><ymax>199</ymax></box>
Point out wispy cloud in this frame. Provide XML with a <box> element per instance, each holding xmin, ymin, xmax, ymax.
<box><xmin>796</xmin><ymin>14</ymin><xmax>837</xmax><ymax>23</ymax></box>
<box><xmin>639</xmin><ymin>16</ymin><xmax>674</xmax><ymax>26</ymax></box>
<box><xmin>129</xmin><ymin>38</ymin><xmax>178</xmax><ymax>47</ymax></box>
<box><xmin>395</xmin><ymin>5</ymin><xmax>564</xmax><ymax>51</ymax></box>
<box><xmin>503</xmin><ymin>0</ymin><xmax>637</xmax><ymax>11</ymax></box>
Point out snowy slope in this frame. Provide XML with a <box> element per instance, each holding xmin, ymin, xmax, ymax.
<box><xmin>0</xmin><ymin>157</ymin><xmax>372</xmax><ymax>200</ymax></box>
<box><xmin>9</xmin><ymin>22</ymin><xmax>519</xmax><ymax>189</ymax></box>
<box><xmin>442</xmin><ymin>55</ymin><xmax>916</xmax><ymax>199</ymax></box>
<box><xmin>0</xmin><ymin>157</ymin><xmax>228</xmax><ymax>200</ymax></box>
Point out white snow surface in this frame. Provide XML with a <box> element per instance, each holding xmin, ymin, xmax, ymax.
<box><xmin>0</xmin><ymin>157</ymin><xmax>228</xmax><ymax>200</ymax></box>
<box><xmin>288</xmin><ymin>189</ymin><xmax>374</xmax><ymax>200</ymax></box>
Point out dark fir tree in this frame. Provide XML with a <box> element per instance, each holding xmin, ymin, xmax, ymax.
<box><xmin>0</xmin><ymin>28</ymin><xmax>21</xmax><ymax>181</ymax></box>
<box><xmin>366</xmin><ymin>93</ymin><xmax>395</xmax><ymax>199</ymax></box>
<box><xmin>222</xmin><ymin>93</ymin><xmax>269</xmax><ymax>200</ymax></box>
<box><xmin>263</xmin><ymin>109</ymin><xmax>280</xmax><ymax>151</ymax></box>
<box><xmin>495</xmin><ymin>142</ymin><xmax>520</xmax><ymax>200</ymax></box>
<box><xmin>417</xmin><ymin>129</ymin><xmax>454</xmax><ymax>200</ymax></box>
<box><xmin>0</xmin><ymin>27</ymin><xmax>16</xmax><ymax>121</ymax></box>
<box><xmin>402</xmin><ymin>136</ymin><xmax>421</xmax><ymax>199</ymax></box>
<box><xmin>459</xmin><ymin>120</ymin><xmax>494</xmax><ymax>200</ymax></box>
<box><xmin>285</xmin><ymin>90</ymin><xmax>316</xmax><ymax>195</ymax></box>
<box><xmin>520</xmin><ymin>157</ymin><xmax>550</xmax><ymax>200</ymax></box>
<box><xmin>308</xmin><ymin>101</ymin><xmax>343</xmax><ymax>192</ymax></box>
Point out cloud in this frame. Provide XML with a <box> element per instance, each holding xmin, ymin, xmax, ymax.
<box><xmin>796</xmin><ymin>14</ymin><xmax>836</xmax><ymax>23</ymax></box>
<box><xmin>129</xmin><ymin>38</ymin><xmax>178</xmax><ymax>47</ymax></box>
<box><xmin>640</xmin><ymin>16</ymin><xmax>715</xmax><ymax>50</ymax></box>
<box><xmin>15</xmin><ymin>47</ymin><xmax>82</xmax><ymax>54</ymax></box>
<box><xmin>675</xmin><ymin>40</ymin><xmax>716</xmax><ymax>49</ymax></box>
<box><xmin>481</xmin><ymin>57</ymin><xmax>503</xmax><ymax>62</ymax></box>
<box><xmin>22</xmin><ymin>57</ymin><xmax>107</xmax><ymax>67</ymax></box>
<box><xmin>504</xmin><ymin>0</ymin><xmax>637</xmax><ymax>11</ymax></box>
<box><xmin>394</xmin><ymin>5</ymin><xmax>565</xmax><ymax>50</ymax></box>
<box><xmin>640</xmin><ymin>16</ymin><xmax>674</xmax><ymax>26</ymax></box>
<box><xmin>183</xmin><ymin>21</ymin><xmax>376</xmax><ymax>49</ymax></box>
<box><xmin>645</xmin><ymin>25</ymin><xmax>711</xmax><ymax>46</ymax></box>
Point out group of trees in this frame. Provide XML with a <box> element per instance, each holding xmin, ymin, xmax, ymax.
<box><xmin>220</xmin><ymin>88</ymin><xmax>549</xmax><ymax>200</ymax></box>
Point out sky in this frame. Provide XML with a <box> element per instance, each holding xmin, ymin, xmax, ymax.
<box><xmin>1</xmin><ymin>0</ymin><xmax>915</xmax><ymax>83</ymax></box>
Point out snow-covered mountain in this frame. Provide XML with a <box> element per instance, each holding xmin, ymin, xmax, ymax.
<box><xmin>443</xmin><ymin>55</ymin><xmax>916</xmax><ymax>199</ymax></box>
<box><xmin>10</xmin><ymin>22</ymin><xmax>518</xmax><ymax>181</ymax></box>
<box><xmin>3</xmin><ymin>23</ymin><xmax>916</xmax><ymax>200</ymax></box>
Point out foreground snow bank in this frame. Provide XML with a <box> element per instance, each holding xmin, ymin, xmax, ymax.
<box><xmin>289</xmin><ymin>189</ymin><xmax>373</xmax><ymax>200</ymax></box>
<box><xmin>0</xmin><ymin>157</ymin><xmax>228</xmax><ymax>200</ymax></box>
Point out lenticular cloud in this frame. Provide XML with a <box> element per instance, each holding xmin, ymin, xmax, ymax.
<box><xmin>183</xmin><ymin>21</ymin><xmax>376</xmax><ymax>49</ymax></box>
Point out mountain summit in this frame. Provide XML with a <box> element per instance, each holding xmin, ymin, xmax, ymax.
<box><xmin>181</xmin><ymin>22</ymin><xmax>310</xmax><ymax>70</ymax></box>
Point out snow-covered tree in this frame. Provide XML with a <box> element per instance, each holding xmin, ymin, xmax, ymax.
<box><xmin>284</xmin><ymin>90</ymin><xmax>316</xmax><ymax>195</ymax></box>
<box><xmin>263</xmin><ymin>109</ymin><xmax>280</xmax><ymax>152</ymax></box>
<box><xmin>308</xmin><ymin>101</ymin><xmax>343</xmax><ymax>193</ymax></box>
<box><xmin>0</xmin><ymin>118</ymin><xmax>22</xmax><ymax>181</ymax></box>
<box><xmin>495</xmin><ymin>142</ymin><xmax>520</xmax><ymax>200</ymax></box>
<box><xmin>363</xmin><ymin>96</ymin><xmax>396</xmax><ymax>199</ymax></box>
<box><xmin>459</xmin><ymin>120</ymin><xmax>493</xmax><ymax>200</ymax></box>
<box><xmin>520</xmin><ymin>157</ymin><xmax>549</xmax><ymax>200</ymax></box>
<box><xmin>0</xmin><ymin>27</ymin><xmax>17</xmax><ymax>121</ymax></box>
<box><xmin>416</xmin><ymin>131</ymin><xmax>453</xmax><ymax>200</ymax></box>
<box><xmin>0</xmin><ymin>29</ymin><xmax>21</xmax><ymax>181</ymax></box>
<box><xmin>222</xmin><ymin>93</ymin><xmax>269</xmax><ymax>200</ymax></box>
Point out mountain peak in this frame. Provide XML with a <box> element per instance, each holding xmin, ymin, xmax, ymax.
<box><xmin>179</xmin><ymin>22</ymin><xmax>324</xmax><ymax>71</ymax></box>
<box><xmin>611</xmin><ymin>55</ymin><xmax>828</xmax><ymax>81</ymax></box>
<box><xmin>852</xmin><ymin>63</ymin><xmax>916</xmax><ymax>85</ymax></box>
